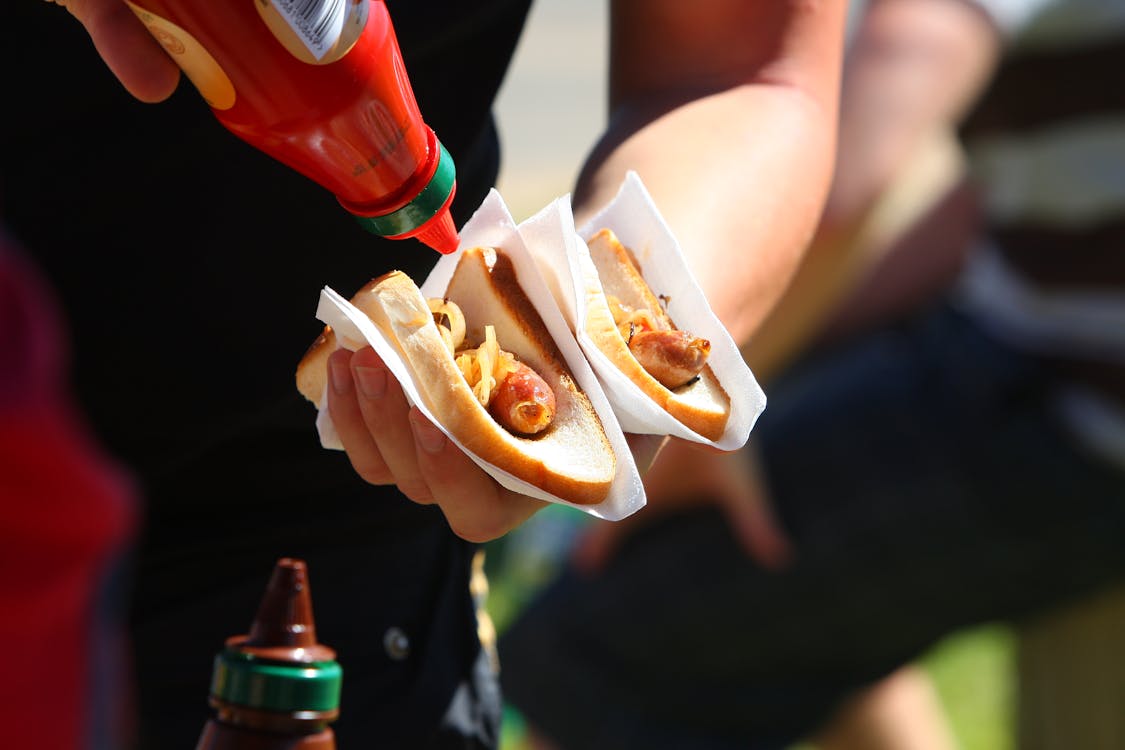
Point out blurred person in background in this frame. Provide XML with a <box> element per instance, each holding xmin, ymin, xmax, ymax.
<box><xmin>781</xmin><ymin>2</ymin><xmax>1125</xmax><ymax>748</ymax></box>
<box><xmin>0</xmin><ymin>233</ymin><xmax>138</xmax><ymax>749</ymax></box>
<box><xmin>499</xmin><ymin>0</ymin><xmax>1125</xmax><ymax>747</ymax></box>
<box><xmin>7</xmin><ymin>1</ymin><xmax>846</xmax><ymax>748</ymax></box>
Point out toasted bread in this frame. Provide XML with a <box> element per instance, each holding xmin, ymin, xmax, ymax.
<box><xmin>298</xmin><ymin>247</ymin><xmax>616</xmax><ymax>505</ymax></box>
<box><xmin>583</xmin><ymin>228</ymin><xmax>730</xmax><ymax>440</ymax></box>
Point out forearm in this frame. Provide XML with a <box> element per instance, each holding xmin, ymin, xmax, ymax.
<box><xmin>818</xmin><ymin>174</ymin><xmax>981</xmax><ymax>342</ymax></box>
<box><xmin>823</xmin><ymin>0</ymin><xmax>1000</xmax><ymax>229</ymax></box>
<box><xmin>744</xmin><ymin>0</ymin><xmax>1001</xmax><ymax>377</ymax></box>
<box><xmin>575</xmin><ymin>87</ymin><xmax>838</xmax><ymax>346</ymax></box>
<box><xmin>572</xmin><ymin>0</ymin><xmax>846</xmax><ymax>347</ymax></box>
<box><xmin>748</xmin><ymin>128</ymin><xmax>971</xmax><ymax>381</ymax></box>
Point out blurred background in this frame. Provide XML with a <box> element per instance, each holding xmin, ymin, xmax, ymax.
<box><xmin>488</xmin><ymin>1</ymin><xmax>1015</xmax><ymax>749</ymax></box>
<box><xmin>494</xmin><ymin>0</ymin><xmax>606</xmax><ymax>221</ymax></box>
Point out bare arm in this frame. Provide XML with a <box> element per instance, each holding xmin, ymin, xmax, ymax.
<box><xmin>573</xmin><ymin>0</ymin><xmax>848</xmax><ymax>347</ymax></box>
<box><xmin>576</xmin><ymin>0</ymin><xmax>1001</xmax><ymax>567</ymax></box>
<box><xmin>562</xmin><ymin>1</ymin><xmax>844</xmax><ymax>568</ymax></box>
<box><xmin>55</xmin><ymin>0</ymin><xmax>845</xmax><ymax>542</ymax></box>
<box><xmin>746</xmin><ymin>0</ymin><xmax>1001</xmax><ymax>378</ymax></box>
<box><xmin>824</xmin><ymin>0</ymin><xmax>999</xmax><ymax>228</ymax></box>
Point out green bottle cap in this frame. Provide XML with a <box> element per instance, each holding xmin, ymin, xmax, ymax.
<box><xmin>352</xmin><ymin>139</ymin><xmax>456</xmax><ymax>240</ymax></box>
<box><xmin>209</xmin><ymin>558</ymin><xmax>342</xmax><ymax>715</ymax></box>
<box><xmin>210</xmin><ymin>650</ymin><xmax>342</xmax><ymax>713</ymax></box>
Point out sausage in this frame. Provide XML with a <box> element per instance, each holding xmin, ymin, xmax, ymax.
<box><xmin>628</xmin><ymin>329</ymin><xmax>711</xmax><ymax>389</ymax></box>
<box><xmin>489</xmin><ymin>361</ymin><xmax>557</xmax><ymax>435</ymax></box>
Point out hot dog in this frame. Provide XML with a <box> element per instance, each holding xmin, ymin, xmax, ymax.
<box><xmin>583</xmin><ymin>228</ymin><xmax>731</xmax><ymax>441</ymax></box>
<box><xmin>608</xmin><ymin>298</ymin><xmax>712</xmax><ymax>390</ymax></box>
<box><xmin>426</xmin><ymin>296</ymin><xmax>556</xmax><ymax>436</ymax></box>
<box><xmin>296</xmin><ymin>246</ymin><xmax>617</xmax><ymax>505</ymax></box>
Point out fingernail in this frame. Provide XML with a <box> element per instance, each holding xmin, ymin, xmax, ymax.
<box><xmin>354</xmin><ymin>366</ymin><xmax>386</xmax><ymax>399</ymax></box>
<box><xmin>330</xmin><ymin>357</ymin><xmax>351</xmax><ymax>394</ymax></box>
<box><xmin>411</xmin><ymin>413</ymin><xmax>446</xmax><ymax>454</ymax></box>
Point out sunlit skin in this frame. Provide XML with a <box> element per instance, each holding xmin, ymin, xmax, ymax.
<box><xmin>59</xmin><ymin>0</ymin><xmax>846</xmax><ymax>543</ymax></box>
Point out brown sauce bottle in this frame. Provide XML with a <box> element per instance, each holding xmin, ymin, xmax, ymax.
<box><xmin>195</xmin><ymin>558</ymin><xmax>342</xmax><ymax>750</ymax></box>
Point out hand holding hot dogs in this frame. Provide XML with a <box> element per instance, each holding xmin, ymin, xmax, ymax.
<box><xmin>325</xmin><ymin>345</ymin><xmax>547</xmax><ymax>542</ymax></box>
<box><xmin>297</xmin><ymin>237</ymin><xmax>644</xmax><ymax>538</ymax></box>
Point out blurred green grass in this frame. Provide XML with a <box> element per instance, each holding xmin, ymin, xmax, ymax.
<box><xmin>923</xmin><ymin>624</ymin><xmax>1015</xmax><ymax>750</ymax></box>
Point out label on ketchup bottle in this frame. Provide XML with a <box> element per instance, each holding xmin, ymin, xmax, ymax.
<box><xmin>256</xmin><ymin>0</ymin><xmax>368</xmax><ymax>65</ymax></box>
<box><xmin>125</xmin><ymin>1</ymin><xmax>236</xmax><ymax>109</ymax></box>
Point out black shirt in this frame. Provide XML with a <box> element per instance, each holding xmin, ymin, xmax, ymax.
<box><xmin>2</xmin><ymin>1</ymin><xmax>531</xmax><ymax>747</ymax></box>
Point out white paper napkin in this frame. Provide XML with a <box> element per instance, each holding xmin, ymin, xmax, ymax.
<box><xmin>522</xmin><ymin>171</ymin><xmax>766</xmax><ymax>451</ymax></box>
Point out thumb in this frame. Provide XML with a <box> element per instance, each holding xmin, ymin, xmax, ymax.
<box><xmin>55</xmin><ymin>0</ymin><xmax>180</xmax><ymax>102</ymax></box>
<box><xmin>570</xmin><ymin>515</ymin><xmax>638</xmax><ymax>575</ymax></box>
<box><xmin>719</xmin><ymin>470</ymin><xmax>794</xmax><ymax>570</ymax></box>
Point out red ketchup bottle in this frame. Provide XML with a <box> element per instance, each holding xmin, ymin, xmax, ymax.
<box><xmin>126</xmin><ymin>0</ymin><xmax>460</xmax><ymax>254</ymax></box>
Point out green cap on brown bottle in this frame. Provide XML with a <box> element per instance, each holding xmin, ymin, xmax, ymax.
<box><xmin>207</xmin><ymin>558</ymin><xmax>342</xmax><ymax>726</ymax></box>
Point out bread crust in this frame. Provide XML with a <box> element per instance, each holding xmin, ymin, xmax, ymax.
<box><xmin>584</xmin><ymin>228</ymin><xmax>730</xmax><ymax>441</ymax></box>
<box><xmin>297</xmin><ymin>248</ymin><xmax>616</xmax><ymax>505</ymax></box>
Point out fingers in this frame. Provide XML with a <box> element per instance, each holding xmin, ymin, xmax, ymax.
<box><xmin>722</xmin><ymin>477</ymin><xmax>794</xmax><ymax>570</ymax></box>
<box><xmin>325</xmin><ymin>348</ymin><xmax>392</xmax><ymax>485</ymax></box>
<box><xmin>716</xmin><ymin>448</ymin><xmax>795</xmax><ymax>570</ymax></box>
<box><xmin>348</xmin><ymin>347</ymin><xmax>434</xmax><ymax>503</ymax></box>
<box><xmin>570</xmin><ymin>514</ymin><xmax>637</xmax><ymax>574</ymax></box>
<box><xmin>326</xmin><ymin>346</ymin><xmax>545</xmax><ymax>542</ymax></box>
<box><xmin>575</xmin><ymin>439</ymin><xmax>797</xmax><ymax>572</ymax></box>
<box><xmin>570</xmin><ymin>437</ymin><xmax>695</xmax><ymax>573</ymax></box>
<box><xmin>626</xmin><ymin>433</ymin><xmax>669</xmax><ymax>474</ymax></box>
<box><xmin>326</xmin><ymin>347</ymin><xmax>433</xmax><ymax>502</ymax></box>
<box><xmin>60</xmin><ymin>0</ymin><xmax>180</xmax><ymax>102</ymax></box>
<box><xmin>407</xmin><ymin>409</ymin><xmax>547</xmax><ymax>542</ymax></box>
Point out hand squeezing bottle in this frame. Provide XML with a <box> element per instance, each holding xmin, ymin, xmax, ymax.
<box><xmin>126</xmin><ymin>0</ymin><xmax>460</xmax><ymax>253</ymax></box>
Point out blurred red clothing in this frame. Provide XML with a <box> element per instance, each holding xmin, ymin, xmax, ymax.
<box><xmin>0</xmin><ymin>236</ymin><xmax>137</xmax><ymax>749</ymax></box>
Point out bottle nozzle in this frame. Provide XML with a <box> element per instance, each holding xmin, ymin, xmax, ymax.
<box><xmin>209</xmin><ymin>558</ymin><xmax>342</xmax><ymax>718</ymax></box>
<box><xmin>413</xmin><ymin>205</ymin><xmax>460</xmax><ymax>254</ymax></box>
<box><xmin>225</xmin><ymin>557</ymin><xmax>335</xmax><ymax>663</ymax></box>
<box><xmin>244</xmin><ymin>557</ymin><xmax>317</xmax><ymax>650</ymax></box>
<box><xmin>348</xmin><ymin>136</ymin><xmax>459</xmax><ymax>253</ymax></box>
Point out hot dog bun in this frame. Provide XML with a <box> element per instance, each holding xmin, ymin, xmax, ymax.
<box><xmin>297</xmin><ymin>247</ymin><xmax>616</xmax><ymax>506</ymax></box>
<box><xmin>583</xmin><ymin>228</ymin><xmax>730</xmax><ymax>440</ymax></box>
